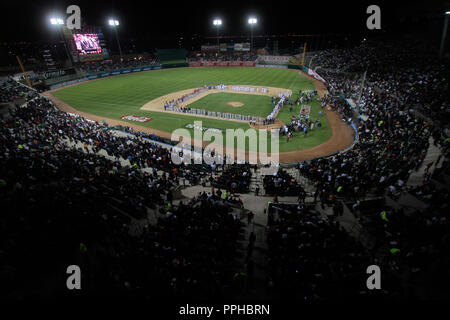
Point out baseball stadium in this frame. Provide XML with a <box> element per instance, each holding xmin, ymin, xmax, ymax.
<box><xmin>1</xmin><ymin>0</ymin><xmax>450</xmax><ymax>313</ymax></box>
<box><xmin>45</xmin><ymin>62</ymin><xmax>354</xmax><ymax>161</ymax></box>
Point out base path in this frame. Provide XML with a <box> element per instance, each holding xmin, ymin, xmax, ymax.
<box><xmin>140</xmin><ymin>85</ymin><xmax>291</xmax><ymax>112</ymax></box>
<box><xmin>140</xmin><ymin>85</ymin><xmax>291</xmax><ymax>124</ymax></box>
<box><xmin>43</xmin><ymin>70</ymin><xmax>355</xmax><ymax>163</ymax></box>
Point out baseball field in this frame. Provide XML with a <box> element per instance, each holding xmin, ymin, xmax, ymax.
<box><xmin>46</xmin><ymin>67</ymin><xmax>354</xmax><ymax>160</ymax></box>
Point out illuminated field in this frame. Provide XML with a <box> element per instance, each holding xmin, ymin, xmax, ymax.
<box><xmin>51</xmin><ymin>67</ymin><xmax>332</xmax><ymax>152</ymax></box>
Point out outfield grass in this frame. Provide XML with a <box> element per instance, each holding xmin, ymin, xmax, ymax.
<box><xmin>160</xmin><ymin>59</ymin><xmax>187</xmax><ymax>65</ymax></box>
<box><xmin>52</xmin><ymin>67</ymin><xmax>331</xmax><ymax>152</ymax></box>
<box><xmin>187</xmin><ymin>92</ymin><xmax>273</xmax><ymax>117</ymax></box>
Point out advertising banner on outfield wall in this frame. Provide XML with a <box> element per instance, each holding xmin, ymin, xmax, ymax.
<box><xmin>258</xmin><ymin>55</ymin><xmax>293</xmax><ymax>63</ymax></box>
<box><xmin>86</xmin><ymin>65</ymin><xmax>161</xmax><ymax>80</ymax></box>
<box><xmin>255</xmin><ymin>64</ymin><xmax>288</xmax><ymax>69</ymax></box>
<box><xmin>188</xmin><ymin>61</ymin><xmax>255</xmax><ymax>67</ymax></box>
<box><xmin>203</xmin><ymin>61</ymin><xmax>216</xmax><ymax>67</ymax></box>
<box><xmin>52</xmin><ymin>64</ymin><xmax>162</xmax><ymax>89</ymax></box>
<box><xmin>40</xmin><ymin>68</ymin><xmax>77</xmax><ymax>80</ymax></box>
<box><xmin>49</xmin><ymin>77</ymin><xmax>89</xmax><ymax>89</ymax></box>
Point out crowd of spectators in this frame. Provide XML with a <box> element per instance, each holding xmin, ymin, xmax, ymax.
<box><xmin>310</xmin><ymin>40</ymin><xmax>449</xmax><ymax>124</ymax></box>
<box><xmin>0</xmin><ymin>81</ymin><xmax>249</xmax><ymax>299</ymax></box>
<box><xmin>211</xmin><ymin>163</ymin><xmax>252</xmax><ymax>193</ymax></box>
<box><xmin>291</xmin><ymin>40</ymin><xmax>450</xmax><ymax>299</ymax></box>
<box><xmin>263</xmin><ymin>169</ymin><xmax>303</xmax><ymax>196</ymax></box>
<box><xmin>0</xmin><ymin>79</ymin><xmax>38</xmax><ymax>104</ymax></box>
<box><xmin>266</xmin><ymin>203</ymin><xmax>388</xmax><ymax>300</ymax></box>
<box><xmin>1</xmin><ymin>38</ymin><xmax>450</xmax><ymax>300</ymax></box>
<box><xmin>299</xmin><ymin>44</ymin><xmax>439</xmax><ymax>202</ymax></box>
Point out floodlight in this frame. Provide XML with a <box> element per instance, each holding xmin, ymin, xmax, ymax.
<box><xmin>109</xmin><ymin>18</ymin><xmax>123</xmax><ymax>61</ymax></box>
<box><xmin>213</xmin><ymin>19</ymin><xmax>222</xmax><ymax>26</ymax></box>
<box><xmin>109</xmin><ymin>19</ymin><xmax>119</xmax><ymax>26</ymax></box>
<box><xmin>248</xmin><ymin>18</ymin><xmax>257</xmax><ymax>24</ymax></box>
<box><xmin>50</xmin><ymin>17</ymin><xmax>64</xmax><ymax>25</ymax></box>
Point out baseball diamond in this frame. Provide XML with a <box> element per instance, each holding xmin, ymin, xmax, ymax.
<box><xmin>45</xmin><ymin>67</ymin><xmax>355</xmax><ymax>161</ymax></box>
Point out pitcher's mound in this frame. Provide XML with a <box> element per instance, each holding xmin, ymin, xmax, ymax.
<box><xmin>227</xmin><ymin>101</ymin><xmax>244</xmax><ymax>107</ymax></box>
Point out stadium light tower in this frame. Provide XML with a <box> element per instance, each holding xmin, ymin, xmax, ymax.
<box><xmin>213</xmin><ymin>19</ymin><xmax>222</xmax><ymax>54</ymax></box>
<box><xmin>439</xmin><ymin>11</ymin><xmax>450</xmax><ymax>58</ymax></box>
<box><xmin>248</xmin><ymin>17</ymin><xmax>257</xmax><ymax>52</ymax></box>
<box><xmin>109</xmin><ymin>19</ymin><xmax>123</xmax><ymax>62</ymax></box>
<box><xmin>49</xmin><ymin>16</ymin><xmax>73</xmax><ymax>67</ymax></box>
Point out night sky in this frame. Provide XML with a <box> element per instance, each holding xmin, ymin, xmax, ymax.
<box><xmin>0</xmin><ymin>0</ymin><xmax>449</xmax><ymax>43</ymax></box>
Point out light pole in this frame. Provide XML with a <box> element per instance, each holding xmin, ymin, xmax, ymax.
<box><xmin>109</xmin><ymin>19</ymin><xmax>123</xmax><ymax>62</ymax></box>
<box><xmin>248</xmin><ymin>18</ymin><xmax>257</xmax><ymax>52</ymax></box>
<box><xmin>439</xmin><ymin>11</ymin><xmax>450</xmax><ymax>58</ymax></box>
<box><xmin>50</xmin><ymin>17</ymin><xmax>73</xmax><ymax>67</ymax></box>
<box><xmin>213</xmin><ymin>19</ymin><xmax>222</xmax><ymax>55</ymax></box>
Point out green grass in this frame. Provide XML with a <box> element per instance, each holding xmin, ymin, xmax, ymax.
<box><xmin>52</xmin><ymin>67</ymin><xmax>331</xmax><ymax>152</ymax></box>
<box><xmin>187</xmin><ymin>92</ymin><xmax>273</xmax><ymax>117</ymax></box>
<box><xmin>160</xmin><ymin>59</ymin><xmax>186</xmax><ymax>65</ymax></box>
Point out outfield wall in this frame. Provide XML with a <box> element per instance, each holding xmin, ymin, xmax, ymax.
<box><xmin>48</xmin><ymin>64</ymin><xmax>163</xmax><ymax>89</ymax></box>
<box><xmin>187</xmin><ymin>61</ymin><xmax>302</xmax><ymax>69</ymax></box>
<box><xmin>188</xmin><ymin>61</ymin><xmax>256</xmax><ymax>67</ymax></box>
<box><xmin>86</xmin><ymin>64</ymin><xmax>162</xmax><ymax>80</ymax></box>
<box><xmin>49</xmin><ymin>62</ymin><xmax>264</xmax><ymax>90</ymax></box>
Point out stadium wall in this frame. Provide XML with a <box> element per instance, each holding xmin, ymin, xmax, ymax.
<box><xmin>188</xmin><ymin>61</ymin><xmax>256</xmax><ymax>67</ymax></box>
<box><xmin>187</xmin><ymin>61</ymin><xmax>301</xmax><ymax>69</ymax></box>
<box><xmin>86</xmin><ymin>64</ymin><xmax>162</xmax><ymax>80</ymax></box>
<box><xmin>44</xmin><ymin>72</ymin><xmax>84</xmax><ymax>87</ymax></box>
<box><xmin>47</xmin><ymin>63</ymin><xmax>182</xmax><ymax>89</ymax></box>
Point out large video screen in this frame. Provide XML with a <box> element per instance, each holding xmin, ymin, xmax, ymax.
<box><xmin>73</xmin><ymin>33</ymin><xmax>102</xmax><ymax>55</ymax></box>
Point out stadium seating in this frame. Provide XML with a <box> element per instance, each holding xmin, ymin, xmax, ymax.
<box><xmin>1</xmin><ymin>39</ymin><xmax>449</xmax><ymax>299</ymax></box>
